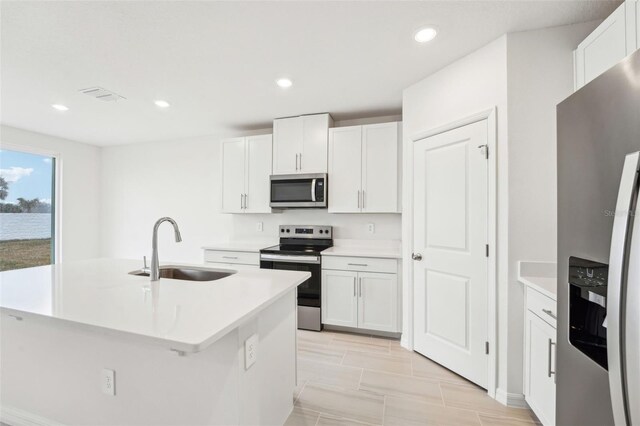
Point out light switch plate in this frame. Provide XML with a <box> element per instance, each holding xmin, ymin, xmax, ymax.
<box><xmin>256</xmin><ymin>222</ymin><xmax>263</xmax><ymax>232</ymax></box>
<box><xmin>245</xmin><ymin>334</ymin><xmax>258</xmax><ymax>370</ymax></box>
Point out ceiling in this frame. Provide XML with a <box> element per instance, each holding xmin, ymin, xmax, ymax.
<box><xmin>0</xmin><ymin>1</ymin><xmax>619</xmax><ymax>146</ymax></box>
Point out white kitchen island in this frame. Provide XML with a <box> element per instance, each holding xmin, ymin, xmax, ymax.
<box><xmin>0</xmin><ymin>259</ymin><xmax>309</xmax><ymax>426</ymax></box>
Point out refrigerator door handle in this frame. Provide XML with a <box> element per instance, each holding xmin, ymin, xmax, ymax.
<box><xmin>607</xmin><ymin>151</ymin><xmax>640</xmax><ymax>426</ymax></box>
<box><xmin>625</xmin><ymin>188</ymin><xmax>640</xmax><ymax>426</ymax></box>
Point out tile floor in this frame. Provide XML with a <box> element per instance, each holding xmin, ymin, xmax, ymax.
<box><xmin>286</xmin><ymin>330</ymin><xmax>539</xmax><ymax>426</ymax></box>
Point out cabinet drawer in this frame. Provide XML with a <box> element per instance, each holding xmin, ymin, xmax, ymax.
<box><xmin>322</xmin><ymin>256</ymin><xmax>397</xmax><ymax>274</ymax></box>
<box><xmin>204</xmin><ymin>250</ymin><xmax>259</xmax><ymax>266</ymax></box>
<box><xmin>205</xmin><ymin>261</ymin><xmax>259</xmax><ymax>271</ymax></box>
<box><xmin>526</xmin><ymin>286</ymin><xmax>557</xmax><ymax>328</ymax></box>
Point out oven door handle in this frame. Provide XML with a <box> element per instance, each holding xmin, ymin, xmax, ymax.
<box><xmin>260</xmin><ymin>253</ymin><xmax>320</xmax><ymax>264</ymax></box>
<box><xmin>311</xmin><ymin>178</ymin><xmax>317</xmax><ymax>202</ymax></box>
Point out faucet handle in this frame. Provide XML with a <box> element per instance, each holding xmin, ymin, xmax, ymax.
<box><xmin>143</xmin><ymin>256</ymin><xmax>149</xmax><ymax>272</ymax></box>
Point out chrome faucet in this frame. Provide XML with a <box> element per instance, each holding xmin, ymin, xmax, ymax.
<box><xmin>150</xmin><ymin>217</ymin><xmax>182</xmax><ymax>281</ymax></box>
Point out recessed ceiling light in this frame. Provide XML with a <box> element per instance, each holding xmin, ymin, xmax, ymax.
<box><xmin>51</xmin><ymin>104</ymin><xmax>69</xmax><ymax>111</ymax></box>
<box><xmin>276</xmin><ymin>78</ymin><xmax>293</xmax><ymax>88</ymax></box>
<box><xmin>154</xmin><ymin>100</ymin><xmax>170</xmax><ymax>108</ymax></box>
<box><xmin>414</xmin><ymin>27</ymin><xmax>438</xmax><ymax>43</ymax></box>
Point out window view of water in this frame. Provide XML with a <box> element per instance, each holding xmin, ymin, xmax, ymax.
<box><xmin>0</xmin><ymin>149</ymin><xmax>55</xmax><ymax>271</ymax></box>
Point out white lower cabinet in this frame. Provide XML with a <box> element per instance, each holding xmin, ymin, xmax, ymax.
<box><xmin>524</xmin><ymin>287</ymin><xmax>557</xmax><ymax>426</ymax></box>
<box><xmin>322</xmin><ymin>270</ymin><xmax>359</xmax><ymax>327</ymax></box>
<box><xmin>322</xmin><ymin>257</ymin><xmax>399</xmax><ymax>333</ymax></box>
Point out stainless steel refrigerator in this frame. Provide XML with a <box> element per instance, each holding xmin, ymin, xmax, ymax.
<box><xmin>557</xmin><ymin>49</ymin><xmax>640</xmax><ymax>425</ymax></box>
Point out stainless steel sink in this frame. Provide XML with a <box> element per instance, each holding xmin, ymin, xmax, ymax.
<box><xmin>129</xmin><ymin>266</ymin><xmax>235</xmax><ymax>282</ymax></box>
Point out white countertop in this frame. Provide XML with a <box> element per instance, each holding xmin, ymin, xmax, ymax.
<box><xmin>0</xmin><ymin>259</ymin><xmax>309</xmax><ymax>353</ymax></box>
<box><xmin>202</xmin><ymin>240</ymin><xmax>276</xmax><ymax>252</ymax></box>
<box><xmin>321</xmin><ymin>239</ymin><xmax>402</xmax><ymax>259</ymax></box>
<box><xmin>518</xmin><ymin>261</ymin><xmax>557</xmax><ymax>301</ymax></box>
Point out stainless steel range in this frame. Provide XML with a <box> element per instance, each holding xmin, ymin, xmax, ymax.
<box><xmin>260</xmin><ymin>225</ymin><xmax>333</xmax><ymax>331</ymax></box>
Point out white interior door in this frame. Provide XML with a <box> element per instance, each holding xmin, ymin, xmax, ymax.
<box><xmin>245</xmin><ymin>134</ymin><xmax>272</xmax><ymax>213</ymax></box>
<box><xmin>221</xmin><ymin>138</ymin><xmax>246</xmax><ymax>213</ymax></box>
<box><xmin>412</xmin><ymin>120</ymin><xmax>489</xmax><ymax>388</ymax></box>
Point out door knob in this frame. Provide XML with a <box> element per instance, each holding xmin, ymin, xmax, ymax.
<box><xmin>412</xmin><ymin>253</ymin><xmax>423</xmax><ymax>261</ymax></box>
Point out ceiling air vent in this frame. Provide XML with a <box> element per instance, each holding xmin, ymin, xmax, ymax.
<box><xmin>79</xmin><ymin>86</ymin><xmax>126</xmax><ymax>102</ymax></box>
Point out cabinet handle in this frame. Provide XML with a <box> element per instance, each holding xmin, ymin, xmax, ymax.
<box><xmin>244</xmin><ymin>194</ymin><xmax>248</xmax><ymax>209</ymax></box>
<box><xmin>357</xmin><ymin>190</ymin><xmax>361</xmax><ymax>208</ymax></box>
<box><xmin>542</xmin><ymin>309</ymin><xmax>556</xmax><ymax>320</ymax></box>
<box><xmin>548</xmin><ymin>339</ymin><xmax>556</xmax><ymax>378</ymax></box>
<box><xmin>299</xmin><ymin>153</ymin><xmax>302</xmax><ymax>170</ymax></box>
<box><xmin>362</xmin><ymin>190</ymin><xmax>365</xmax><ymax>209</ymax></box>
<box><xmin>240</xmin><ymin>194</ymin><xmax>243</xmax><ymax>209</ymax></box>
<box><xmin>348</xmin><ymin>263</ymin><xmax>368</xmax><ymax>267</ymax></box>
<box><xmin>295</xmin><ymin>154</ymin><xmax>298</xmax><ymax>171</ymax></box>
<box><xmin>358</xmin><ymin>277</ymin><xmax>362</xmax><ymax>297</ymax></box>
<box><xmin>222</xmin><ymin>256</ymin><xmax>238</xmax><ymax>260</ymax></box>
<box><xmin>353</xmin><ymin>277</ymin><xmax>356</xmax><ymax>297</ymax></box>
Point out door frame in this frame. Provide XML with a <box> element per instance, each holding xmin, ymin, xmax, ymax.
<box><xmin>402</xmin><ymin>107</ymin><xmax>497</xmax><ymax>398</ymax></box>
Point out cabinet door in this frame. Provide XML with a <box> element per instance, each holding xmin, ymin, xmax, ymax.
<box><xmin>322</xmin><ymin>270</ymin><xmax>358</xmax><ymax>327</ymax></box>
<box><xmin>575</xmin><ymin>3</ymin><xmax>628</xmax><ymax>88</ymax></box>
<box><xmin>300</xmin><ymin>114</ymin><xmax>331</xmax><ymax>173</ymax></box>
<box><xmin>525</xmin><ymin>311</ymin><xmax>556</xmax><ymax>426</ymax></box>
<box><xmin>245</xmin><ymin>134</ymin><xmax>273</xmax><ymax>213</ymax></box>
<box><xmin>328</xmin><ymin>126</ymin><xmax>362</xmax><ymax>213</ymax></box>
<box><xmin>273</xmin><ymin>117</ymin><xmax>301</xmax><ymax>174</ymax></box>
<box><xmin>362</xmin><ymin>122</ymin><xmax>400</xmax><ymax>213</ymax></box>
<box><xmin>221</xmin><ymin>138</ymin><xmax>246</xmax><ymax>213</ymax></box>
<box><xmin>357</xmin><ymin>272</ymin><xmax>398</xmax><ymax>332</ymax></box>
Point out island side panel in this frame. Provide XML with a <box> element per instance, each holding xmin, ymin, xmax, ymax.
<box><xmin>237</xmin><ymin>288</ymin><xmax>297</xmax><ymax>426</ymax></box>
<box><xmin>0</xmin><ymin>288</ymin><xmax>298</xmax><ymax>425</ymax></box>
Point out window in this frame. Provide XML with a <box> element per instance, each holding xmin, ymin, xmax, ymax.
<box><xmin>0</xmin><ymin>148</ymin><xmax>57</xmax><ymax>271</ymax></box>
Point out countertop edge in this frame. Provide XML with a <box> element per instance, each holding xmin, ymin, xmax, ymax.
<box><xmin>518</xmin><ymin>276</ymin><xmax>557</xmax><ymax>301</ymax></box>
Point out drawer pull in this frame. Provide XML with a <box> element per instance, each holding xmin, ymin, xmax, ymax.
<box><xmin>542</xmin><ymin>309</ymin><xmax>556</xmax><ymax>320</ymax></box>
<box><xmin>348</xmin><ymin>263</ymin><xmax>368</xmax><ymax>267</ymax></box>
<box><xmin>222</xmin><ymin>256</ymin><xmax>239</xmax><ymax>260</ymax></box>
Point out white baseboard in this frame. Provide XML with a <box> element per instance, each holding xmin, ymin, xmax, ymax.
<box><xmin>0</xmin><ymin>405</ymin><xmax>65</xmax><ymax>426</ymax></box>
<box><xmin>495</xmin><ymin>388</ymin><xmax>529</xmax><ymax>409</ymax></box>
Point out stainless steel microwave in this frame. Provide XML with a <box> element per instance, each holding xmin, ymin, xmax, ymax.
<box><xmin>270</xmin><ymin>173</ymin><xmax>327</xmax><ymax>208</ymax></box>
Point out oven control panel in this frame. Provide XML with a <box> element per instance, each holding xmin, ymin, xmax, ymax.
<box><xmin>279</xmin><ymin>225</ymin><xmax>332</xmax><ymax>239</ymax></box>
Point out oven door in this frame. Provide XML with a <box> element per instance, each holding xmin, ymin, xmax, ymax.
<box><xmin>260</xmin><ymin>254</ymin><xmax>320</xmax><ymax>307</ymax></box>
<box><xmin>270</xmin><ymin>173</ymin><xmax>327</xmax><ymax>208</ymax></box>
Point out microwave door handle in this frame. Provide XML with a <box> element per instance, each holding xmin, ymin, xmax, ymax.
<box><xmin>607</xmin><ymin>151</ymin><xmax>640</xmax><ymax>426</ymax></box>
<box><xmin>311</xmin><ymin>178</ymin><xmax>317</xmax><ymax>202</ymax></box>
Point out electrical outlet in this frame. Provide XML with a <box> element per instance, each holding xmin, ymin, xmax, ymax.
<box><xmin>367</xmin><ymin>223</ymin><xmax>375</xmax><ymax>234</ymax></box>
<box><xmin>245</xmin><ymin>334</ymin><xmax>258</xmax><ymax>370</ymax></box>
<box><xmin>256</xmin><ymin>222</ymin><xmax>263</xmax><ymax>232</ymax></box>
<box><xmin>101</xmin><ymin>369</ymin><xmax>115</xmax><ymax>396</ymax></box>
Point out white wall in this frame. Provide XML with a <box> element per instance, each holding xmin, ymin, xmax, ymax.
<box><xmin>504</xmin><ymin>20</ymin><xmax>598</xmax><ymax>395</ymax></box>
<box><xmin>402</xmin><ymin>36</ymin><xmax>509</xmax><ymax>395</ymax></box>
<box><xmin>100</xmin><ymin>115</ymin><xmax>402</xmax><ymax>263</ymax></box>
<box><xmin>0</xmin><ymin>125</ymin><xmax>101</xmax><ymax>261</ymax></box>
<box><xmin>402</xmin><ymin>21</ymin><xmax>598</xmax><ymax>401</ymax></box>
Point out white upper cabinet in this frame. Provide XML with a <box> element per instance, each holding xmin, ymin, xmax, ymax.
<box><xmin>221</xmin><ymin>134</ymin><xmax>272</xmax><ymax>214</ymax></box>
<box><xmin>328</xmin><ymin>122</ymin><xmax>401</xmax><ymax>213</ymax></box>
<box><xmin>244</xmin><ymin>135</ymin><xmax>273</xmax><ymax>213</ymax></box>
<box><xmin>272</xmin><ymin>113</ymin><xmax>333</xmax><ymax>175</ymax></box>
<box><xmin>362</xmin><ymin>123</ymin><xmax>400</xmax><ymax>213</ymax></box>
<box><xmin>575</xmin><ymin>0</ymin><xmax>638</xmax><ymax>90</ymax></box>
<box><xmin>221</xmin><ymin>138</ymin><xmax>246</xmax><ymax>214</ymax></box>
<box><xmin>327</xmin><ymin>126</ymin><xmax>362</xmax><ymax>213</ymax></box>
